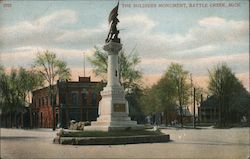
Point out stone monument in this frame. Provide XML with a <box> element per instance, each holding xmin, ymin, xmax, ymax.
<box><xmin>87</xmin><ymin>2</ymin><xmax>143</xmax><ymax>131</ymax></box>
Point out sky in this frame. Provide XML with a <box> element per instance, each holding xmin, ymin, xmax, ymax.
<box><xmin>0</xmin><ymin>0</ymin><xmax>249</xmax><ymax>91</ymax></box>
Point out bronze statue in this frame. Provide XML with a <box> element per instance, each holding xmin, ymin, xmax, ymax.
<box><xmin>105</xmin><ymin>2</ymin><xmax>120</xmax><ymax>43</ymax></box>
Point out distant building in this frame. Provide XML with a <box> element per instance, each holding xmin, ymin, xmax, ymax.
<box><xmin>177</xmin><ymin>105</ymin><xmax>192</xmax><ymax>117</ymax></box>
<box><xmin>31</xmin><ymin>77</ymin><xmax>104</xmax><ymax>128</ymax></box>
<box><xmin>161</xmin><ymin>106</ymin><xmax>193</xmax><ymax>125</ymax></box>
<box><xmin>199</xmin><ymin>96</ymin><xmax>219</xmax><ymax>123</ymax></box>
<box><xmin>199</xmin><ymin>92</ymin><xmax>250</xmax><ymax>124</ymax></box>
<box><xmin>177</xmin><ymin>106</ymin><xmax>192</xmax><ymax>123</ymax></box>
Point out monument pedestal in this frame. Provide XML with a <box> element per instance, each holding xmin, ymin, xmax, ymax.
<box><xmin>85</xmin><ymin>42</ymin><xmax>143</xmax><ymax>131</ymax></box>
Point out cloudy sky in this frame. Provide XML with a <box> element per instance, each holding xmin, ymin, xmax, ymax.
<box><xmin>0</xmin><ymin>0</ymin><xmax>249</xmax><ymax>90</ymax></box>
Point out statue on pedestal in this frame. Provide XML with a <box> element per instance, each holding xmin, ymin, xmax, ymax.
<box><xmin>86</xmin><ymin>1</ymin><xmax>143</xmax><ymax>131</ymax></box>
<box><xmin>105</xmin><ymin>2</ymin><xmax>120</xmax><ymax>43</ymax></box>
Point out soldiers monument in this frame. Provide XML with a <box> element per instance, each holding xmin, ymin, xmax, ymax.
<box><xmin>87</xmin><ymin>2</ymin><xmax>143</xmax><ymax>131</ymax></box>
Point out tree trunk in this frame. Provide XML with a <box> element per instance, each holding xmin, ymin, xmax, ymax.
<box><xmin>193</xmin><ymin>87</ymin><xmax>196</xmax><ymax>128</ymax></box>
<box><xmin>21</xmin><ymin>112</ymin><xmax>23</xmax><ymax>128</ymax></box>
<box><xmin>219</xmin><ymin>95</ymin><xmax>222</xmax><ymax>127</ymax></box>
<box><xmin>10</xmin><ymin>112</ymin><xmax>13</xmax><ymax>128</ymax></box>
<box><xmin>5</xmin><ymin>114</ymin><xmax>8</xmax><ymax>127</ymax></box>
<box><xmin>14</xmin><ymin>112</ymin><xmax>17</xmax><ymax>128</ymax></box>
<box><xmin>180</xmin><ymin>106</ymin><xmax>183</xmax><ymax>128</ymax></box>
<box><xmin>29</xmin><ymin>107</ymin><xmax>33</xmax><ymax>128</ymax></box>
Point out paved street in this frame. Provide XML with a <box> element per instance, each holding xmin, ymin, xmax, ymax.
<box><xmin>1</xmin><ymin>127</ymin><xmax>249</xmax><ymax>159</ymax></box>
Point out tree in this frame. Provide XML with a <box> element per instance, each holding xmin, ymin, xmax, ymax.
<box><xmin>33</xmin><ymin>50</ymin><xmax>71</xmax><ymax>130</ymax></box>
<box><xmin>88</xmin><ymin>46</ymin><xmax>142</xmax><ymax>91</ymax></box>
<box><xmin>18</xmin><ymin>68</ymin><xmax>44</xmax><ymax>104</ymax></box>
<box><xmin>88</xmin><ymin>46</ymin><xmax>108</xmax><ymax>80</ymax></box>
<box><xmin>126</xmin><ymin>86</ymin><xmax>145</xmax><ymax>123</ymax></box>
<box><xmin>0</xmin><ymin>66</ymin><xmax>43</xmax><ymax>127</ymax></box>
<box><xmin>4</xmin><ymin>68</ymin><xmax>24</xmax><ymax>127</ymax></box>
<box><xmin>166</xmin><ymin>63</ymin><xmax>190</xmax><ymax>127</ymax></box>
<box><xmin>139</xmin><ymin>87</ymin><xmax>158</xmax><ymax>116</ymax></box>
<box><xmin>0</xmin><ymin>65</ymin><xmax>7</xmax><ymax>111</ymax></box>
<box><xmin>193</xmin><ymin>86</ymin><xmax>206</xmax><ymax>105</ymax></box>
<box><xmin>118</xmin><ymin>51</ymin><xmax>141</xmax><ymax>90</ymax></box>
<box><xmin>208</xmin><ymin>63</ymin><xmax>249</xmax><ymax>127</ymax></box>
<box><xmin>140</xmin><ymin>63</ymin><xmax>190</xmax><ymax>126</ymax></box>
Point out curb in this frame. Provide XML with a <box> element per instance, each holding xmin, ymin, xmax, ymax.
<box><xmin>54</xmin><ymin>134</ymin><xmax>170</xmax><ymax>145</ymax></box>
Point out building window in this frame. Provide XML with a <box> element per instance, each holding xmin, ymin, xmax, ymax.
<box><xmin>71</xmin><ymin>93</ymin><xmax>78</xmax><ymax>108</ymax></box>
<box><xmin>92</xmin><ymin>93</ymin><xmax>97</xmax><ymax>107</ymax></box>
<box><xmin>82</xmin><ymin>93</ymin><xmax>87</xmax><ymax>107</ymax></box>
<box><xmin>61</xmin><ymin>94</ymin><xmax>66</xmax><ymax>105</ymax></box>
<box><xmin>39</xmin><ymin>98</ymin><xmax>41</xmax><ymax>107</ymax></box>
<box><xmin>40</xmin><ymin>112</ymin><xmax>43</xmax><ymax>127</ymax></box>
<box><xmin>82</xmin><ymin>89</ymin><xmax>89</xmax><ymax>107</ymax></box>
<box><xmin>46</xmin><ymin>96</ymin><xmax>49</xmax><ymax>106</ymax></box>
<box><xmin>53</xmin><ymin>94</ymin><xmax>57</xmax><ymax>106</ymax></box>
<box><xmin>33</xmin><ymin>98</ymin><xmax>36</xmax><ymax>107</ymax></box>
<box><xmin>42</xmin><ymin>97</ymin><xmax>44</xmax><ymax>106</ymax></box>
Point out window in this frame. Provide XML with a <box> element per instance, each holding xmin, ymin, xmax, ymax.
<box><xmin>40</xmin><ymin>112</ymin><xmax>43</xmax><ymax>127</ymax></box>
<box><xmin>39</xmin><ymin>98</ymin><xmax>41</xmax><ymax>107</ymax></box>
<box><xmin>61</xmin><ymin>94</ymin><xmax>66</xmax><ymax>105</ymax></box>
<box><xmin>42</xmin><ymin>97</ymin><xmax>44</xmax><ymax>106</ymax></box>
<box><xmin>53</xmin><ymin>95</ymin><xmax>57</xmax><ymax>106</ymax></box>
<box><xmin>46</xmin><ymin>97</ymin><xmax>48</xmax><ymax>106</ymax></box>
<box><xmin>71</xmin><ymin>93</ymin><xmax>78</xmax><ymax>108</ymax></box>
<box><xmin>82</xmin><ymin>93</ymin><xmax>87</xmax><ymax>107</ymax></box>
<box><xmin>92</xmin><ymin>93</ymin><xmax>97</xmax><ymax>107</ymax></box>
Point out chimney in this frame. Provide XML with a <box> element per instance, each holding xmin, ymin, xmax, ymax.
<box><xmin>79</xmin><ymin>76</ymin><xmax>91</xmax><ymax>83</ymax></box>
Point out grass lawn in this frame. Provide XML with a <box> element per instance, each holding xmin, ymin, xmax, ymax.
<box><xmin>61</xmin><ymin>130</ymin><xmax>163</xmax><ymax>137</ymax></box>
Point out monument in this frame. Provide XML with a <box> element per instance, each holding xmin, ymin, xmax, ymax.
<box><xmin>54</xmin><ymin>2</ymin><xmax>169</xmax><ymax>145</ymax></box>
<box><xmin>87</xmin><ymin>2</ymin><xmax>143</xmax><ymax>131</ymax></box>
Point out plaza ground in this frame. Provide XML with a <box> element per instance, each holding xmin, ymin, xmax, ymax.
<box><xmin>0</xmin><ymin>127</ymin><xmax>249</xmax><ymax>159</ymax></box>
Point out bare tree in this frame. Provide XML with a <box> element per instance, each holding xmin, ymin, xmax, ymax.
<box><xmin>33</xmin><ymin>50</ymin><xmax>70</xmax><ymax>130</ymax></box>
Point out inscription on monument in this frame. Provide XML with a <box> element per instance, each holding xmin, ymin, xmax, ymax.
<box><xmin>113</xmin><ymin>103</ymin><xmax>126</xmax><ymax>112</ymax></box>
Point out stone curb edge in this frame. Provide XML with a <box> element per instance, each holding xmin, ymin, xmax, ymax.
<box><xmin>53</xmin><ymin>134</ymin><xmax>170</xmax><ymax>145</ymax></box>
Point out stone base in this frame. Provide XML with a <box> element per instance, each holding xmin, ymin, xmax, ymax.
<box><xmin>88</xmin><ymin>82</ymin><xmax>143</xmax><ymax>131</ymax></box>
<box><xmin>84</xmin><ymin>124</ymin><xmax>144</xmax><ymax>132</ymax></box>
<box><xmin>54</xmin><ymin>134</ymin><xmax>170</xmax><ymax>145</ymax></box>
<box><xmin>85</xmin><ymin>118</ymin><xmax>144</xmax><ymax>131</ymax></box>
<box><xmin>86</xmin><ymin>113</ymin><xmax>144</xmax><ymax>131</ymax></box>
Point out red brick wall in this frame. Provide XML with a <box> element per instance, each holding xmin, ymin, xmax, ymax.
<box><xmin>39</xmin><ymin>106</ymin><xmax>53</xmax><ymax>128</ymax></box>
<box><xmin>32</xmin><ymin>86</ymin><xmax>56</xmax><ymax>128</ymax></box>
<box><xmin>31</xmin><ymin>79</ymin><xmax>104</xmax><ymax>128</ymax></box>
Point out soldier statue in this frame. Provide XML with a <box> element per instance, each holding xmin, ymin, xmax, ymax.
<box><xmin>105</xmin><ymin>2</ymin><xmax>120</xmax><ymax>43</ymax></box>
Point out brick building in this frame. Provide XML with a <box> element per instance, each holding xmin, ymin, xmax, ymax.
<box><xmin>31</xmin><ymin>77</ymin><xmax>104</xmax><ymax>128</ymax></box>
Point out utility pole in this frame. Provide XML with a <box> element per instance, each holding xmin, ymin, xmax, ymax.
<box><xmin>193</xmin><ymin>87</ymin><xmax>196</xmax><ymax>128</ymax></box>
<box><xmin>190</xmin><ymin>73</ymin><xmax>193</xmax><ymax>111</ymax></box>
<box><xmin>190</xmin><ymin>73</ymin><xmax>195</xmax><ymax>128</ymax></box>
<box><xmin>198</xmin><ymin>94</ymin><xmax>203</xmax><ymax>124</ymax></box>
<box><xmin>83</xmin><ymin>52</ymin><xmax>86</xmax><ymax>77</ymax></box>
<box><xmin>190</xmin><ymin>73</ymin><xmax>193</xmax><ymax>104</ymax></box>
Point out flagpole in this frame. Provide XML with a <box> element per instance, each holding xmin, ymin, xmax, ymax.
<box><xmin>83</xmin><ymin>52</ymin><xmax>85</xmax><ymax>77</ymax></box>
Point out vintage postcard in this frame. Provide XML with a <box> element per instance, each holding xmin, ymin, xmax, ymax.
<box><xmin>0</xmin><ymin>0</ymin><xmax>249</xmax><ymax>159</ymax></box>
